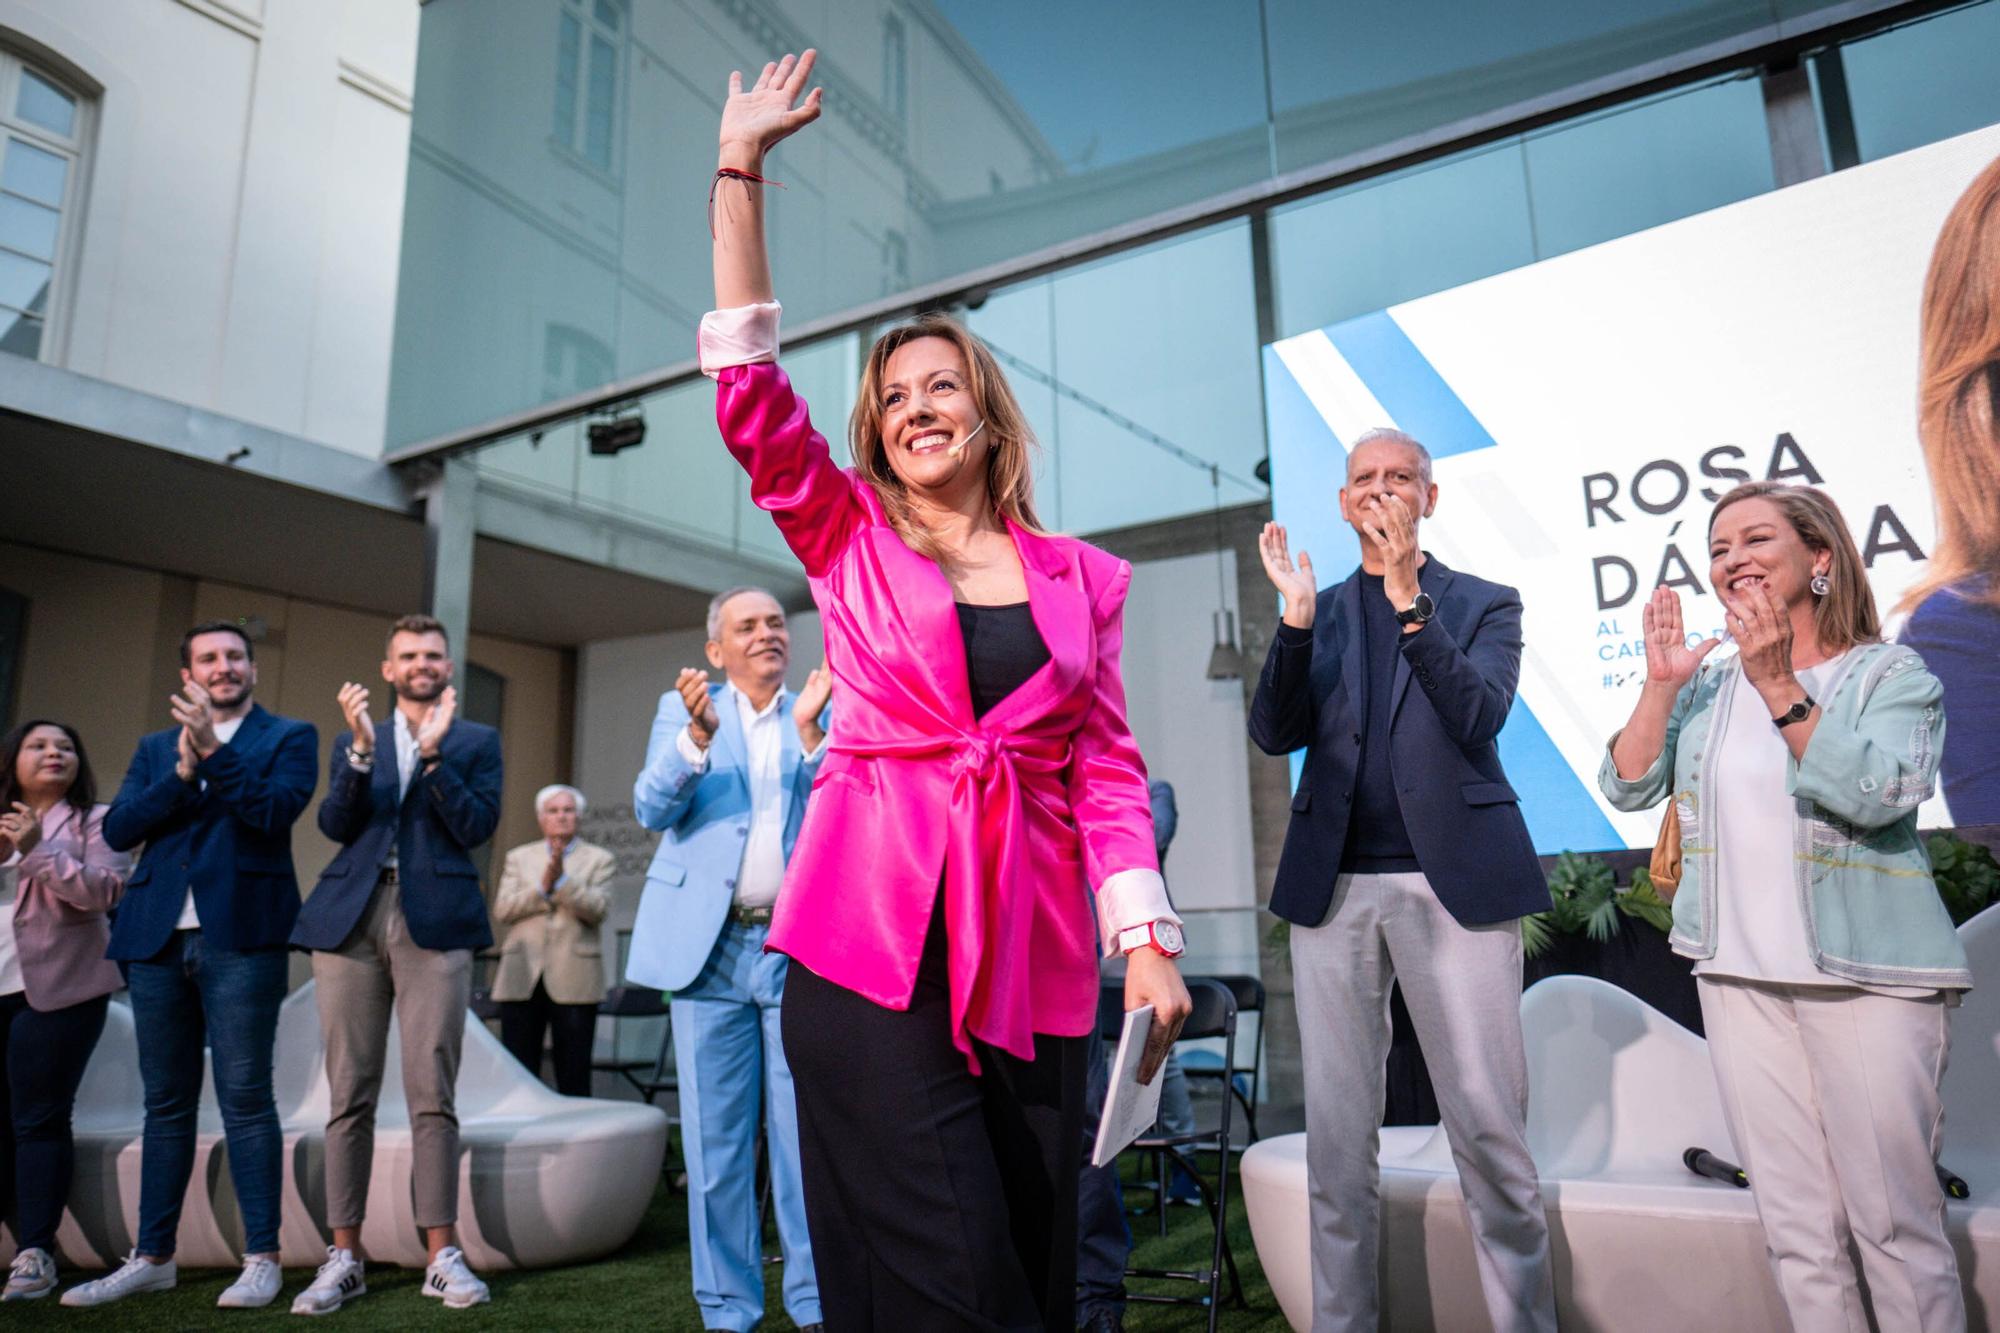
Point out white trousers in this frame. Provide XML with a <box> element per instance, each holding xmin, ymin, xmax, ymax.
<box><xmin>1698</xmin><ymin>977</ymin><xmax>1965</xmax><ymax>1333</ymax></box>
<box><xmin>1292</xmin><ymin>871</ymin><xmax>1558</xmax><ymax>1333</ymax></box>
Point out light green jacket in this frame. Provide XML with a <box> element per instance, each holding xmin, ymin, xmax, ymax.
<box><xmin>1597</xmin><ymin>641</ymin><xmax>1970</xmax><ymax>991</ymax></box>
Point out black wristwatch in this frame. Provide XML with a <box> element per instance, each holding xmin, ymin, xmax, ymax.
<box><xmin>1773</xmin><ymin>695</ymin><xmax>1816</xmax><ymax>729</ymax></box>
<box><xmin>1395</xmin><ymin>592</ymin><xmax>1435</xmax><ymax>627</ymax></box>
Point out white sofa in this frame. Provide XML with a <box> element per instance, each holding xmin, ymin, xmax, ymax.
<box><xmin>1243</xmin><ymin>908</ymin><xmax>2000</xmax><ymax>1331</ymax></box>
<box><xmin>9</xmin><ymin>981</ymin><xmax>668</xmax><ymax>1272</ymax></box>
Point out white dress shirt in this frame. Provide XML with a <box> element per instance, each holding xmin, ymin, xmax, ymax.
<box><xmin>176</xmin><ymin>713</ymin><xmax>246</xmax><ymax>930</ymax></box>
<box><xmin>676</xmin><ymin>688</ymin><xmax>818</xmax><ymax>911</ymax></box>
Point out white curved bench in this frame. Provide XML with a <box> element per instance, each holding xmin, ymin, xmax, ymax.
<box><xmin>14</xmin><ymin>981</ymin><xmax>668</xmax><ymax>1272</ymax></box>
<box><xmin>1244</xmin><ymin>909</ymin><xmax>2000</xmax><ymax>1331</ymax></box>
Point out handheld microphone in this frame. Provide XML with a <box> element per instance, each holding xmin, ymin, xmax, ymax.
<box><xmin>947</xmin><ymin>418</ymin><xmax>986</xmax><ymax>459</ymax></box>
<box><xmin>1939</xmin><ymin>1164</ymin><xmax>1970</xmax><ymax>1200</ymax></box>
<box><xmin>1684</xmin><ymin>1146</ymin><xmax>1749</xmax><ymax>1188</ymax></box>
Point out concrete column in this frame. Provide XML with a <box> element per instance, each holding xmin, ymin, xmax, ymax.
<box><xmin>420</xmin><ymin>456</ymin><xmax>475</xmax><ymax>656</ymax></box>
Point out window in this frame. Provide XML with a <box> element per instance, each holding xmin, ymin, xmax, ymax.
<box><xmin>543</xmin><ymin>322</ymin><xmax>615</xmax><ymax>401</ymax></box>
<box><xmin>0</xmin><ymin>51</ymin><xmax>86</xmax><ymax>362</ymax></box>
<box><xmin>882</xmin><ymin>14</ymin><xmax>907</xmax><ymax>121</ymax></box>
<box><xmin>880</xmin><ymin>229</ymin><xmax>908</xmax><ymax>295</ymax></box>
<box><xmin>552</xmin><ymin>0</ymin><xmax>621</xmax><ymax>172</ymax></box>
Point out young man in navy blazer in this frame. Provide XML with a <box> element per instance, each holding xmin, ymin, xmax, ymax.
<box><xmin>64</xmin><ymin>622</ymin><xmax>317</xmax><ymax>1311</ymax></box>
<box><xmin>1251</xmin><ymin>430</ymin><xmax>1557</xmax><ymax>1333</ymax></box>
<box><xmin>287</xmin><ymin>614</ymin><xmax>502</xmax><ymax>1315</ymax></box>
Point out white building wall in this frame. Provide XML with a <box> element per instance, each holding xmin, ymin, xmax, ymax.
<box><xmin>0</xmin><ymin>0</ymin><xmax>417</xmax><ymax>455</ymax></box>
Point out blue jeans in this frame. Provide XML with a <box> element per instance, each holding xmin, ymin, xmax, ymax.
<box><xmin>124</xmin><ymin>930</ymin><xmax>289</xmax><ymax>1258</ymax></box>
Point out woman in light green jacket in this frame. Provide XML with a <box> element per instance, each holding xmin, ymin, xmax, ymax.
<box><xmin>1601</xmin><ymin>481</ymin><xmax>1967</xmax><ymax>1333</ymax></box>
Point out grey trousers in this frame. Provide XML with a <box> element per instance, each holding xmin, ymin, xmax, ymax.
<box><xmin>312</xmin><ymin>877</ymin><xmax>472</xmax><ymax>1230</ymax></box>
<box><xmin>1291</xmin><ymin>871</ymin><xmax>1557</xmax><ymax>1333</ymax></box>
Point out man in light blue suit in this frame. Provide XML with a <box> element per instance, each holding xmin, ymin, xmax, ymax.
<box><xmin>630</xmin><ymin>586</ymin><xmax>829</xmax><ymax>1333</ymax></box>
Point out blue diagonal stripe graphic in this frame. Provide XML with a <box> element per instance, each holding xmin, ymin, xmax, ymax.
<box><xmin>1324</xmin><ymin>311</ymin><xmax>1497</xmax><ymax>459</ymax></box>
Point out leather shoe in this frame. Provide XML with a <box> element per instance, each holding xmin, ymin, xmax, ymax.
<box><xmin>1080</xmin><ymin>1310</ymin><xmax>1125</xmax><ymax>1333</ymax></box>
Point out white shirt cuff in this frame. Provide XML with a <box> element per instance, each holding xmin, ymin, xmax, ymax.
<box><xmin>803</xmin><ymin>733</ymin><xmax>829</xmax><ymax>762</ymax></box>
<box><xmin>1096</xmin><ymin>868</ymin><xmax>1181</xmax><ymax>957</ymax></box>
<box><xmin>698</xmin><ymin>301</ymin><xmax>782</xmax><ymax>378</ymax></box>
<box><xmin>675</xmin><ymin>725</ymin><xmax>712</xmax><ymax>770</ymax></box>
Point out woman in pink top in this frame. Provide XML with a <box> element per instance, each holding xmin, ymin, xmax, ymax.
<box><xmin>0</xmin><ymin>721</ymin><xmax>131</xmax><ymax>1301</ymax></box>
<box><xmin>708</xmin><ymin>51</ymin><xmax>1193</xmax><ymax>1332</ymax></box>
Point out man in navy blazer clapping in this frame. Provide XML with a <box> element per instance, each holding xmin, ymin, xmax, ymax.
<box><xmin>287</xmin><ymin>614</ymin><xmax>502</xmax><ymax>1316</ymax></box>
<box><xmin>1250</xmin><ymin>430</ymin><xmax>1556</xmax><ymax>1333</ymax></box>
<box><xmin>65</xmin><ymin>622</ymin><xmax>317</xmax><ymax>1312</ymax></box>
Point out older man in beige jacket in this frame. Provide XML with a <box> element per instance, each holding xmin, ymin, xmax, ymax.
<box><xmin>492</xmin><ymin>785</ymin><xmax>615</xmax><ymax>1096</ymax></box>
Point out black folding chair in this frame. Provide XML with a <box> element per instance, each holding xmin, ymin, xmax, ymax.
<box><xmin>1176</xmin><ymin>972</ymin><xmax>1266</xmax><ymax>1143</ymax></box>
<box><xmin>1123</xmin><ymin>977</ymin><xmax>1246</xmax><ymax>1332</ymax></box>
<box><xmin>593</xmin><ymin>983</ymin><xmax>671</xmax><ymax>1097</ymax></box>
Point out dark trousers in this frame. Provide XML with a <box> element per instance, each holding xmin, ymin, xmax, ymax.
<box><xmin>0</xmin><ymin>991</ymin><xmax>108</xmax><ymax>1252</ymax></box>
<box><xmin>498</xmin><ymin>979</ymin><xmax>598</xmax><ymax>1097</ymax></box>
<box><xmin>782</xmin><ymin>910</ymin><xmax>1087</xmax><ymax>1333</ymax></box>
<box><xmin>1076</xmin><ymin>1036</ymin><xmax>1130</xmax><ymax>1322</ymax></box>
<box><xmin>124</xmin><ymin>930</ymin><xmax>289</xmax><ymax>1257</ymax></box>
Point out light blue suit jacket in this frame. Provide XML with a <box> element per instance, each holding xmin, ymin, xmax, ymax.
<box><xmin>626</xmin><ymin>679</ymin><xmax>822</xmax><ymax>993</ymax></box>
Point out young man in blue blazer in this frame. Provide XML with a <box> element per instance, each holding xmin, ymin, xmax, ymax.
<box><xmin>629</xmin><ymin>586</ymin><xmax>829</xmax><ymax>1333</ymax></box>
<box><xmin>1251</xmin><ymin>430</ymin><xmax>1556</xmax><ymax>1333</ymax></box>
<box><xmin>65</xmin><ymin>622</ymin><xmax>317</xmax><ymax>1311</ymax></box>
<box><xmin>287</xmin><ymin>614</ymin><xmax>502</xmax><ymax>1316</ymax></box>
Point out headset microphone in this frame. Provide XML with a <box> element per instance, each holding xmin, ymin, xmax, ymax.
<box><xmin>947</xmin><ymin>418</ymin><xmax>986</xmax><ymax>458</ymax></box>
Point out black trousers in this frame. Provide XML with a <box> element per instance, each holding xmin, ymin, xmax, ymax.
<box><xmin>782</xmin><ymin>910</ymin><xmax>1088</xmax><ymax>1333</ymax></box>
<box><xmin>497</xmin><ymin>980</ymin><xmax>597</xmax><ymax>1097</ymax></box>
<box><xmin>0</xmin><ymin>990</ymin><xmax>109</xmax><ymax>1252</ymax></box>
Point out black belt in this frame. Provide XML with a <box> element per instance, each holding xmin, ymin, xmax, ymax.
<box><xmin>728</xmin><ymin>904</ymin><xmax>773</xmax><ymax>927</ymax></box>
<box><xmin>376</xmin><ymin>865</ymin><xmax>400</xmax><ymax>886</ymax></box>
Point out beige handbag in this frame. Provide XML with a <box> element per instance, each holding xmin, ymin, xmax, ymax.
<box><xmin>1649</xmin><ymin>800</ymin><xmax>1683</xmax><ymax>902</ymax></box>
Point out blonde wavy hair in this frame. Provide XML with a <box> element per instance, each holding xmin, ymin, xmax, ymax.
<box><xmin>1710</xmin><ymin>481</ymin><xmax>1881</xmax><ymax>653</ymax></box>
<box><xmin>847</xmin><ymin>314</ymin><xmax>1045</xmax><ymax>563</ymax></box>
<box><xmin>1900</xmin><ymin>153</ymin><xmax>2000</xmax><ymax>612</ymax></box>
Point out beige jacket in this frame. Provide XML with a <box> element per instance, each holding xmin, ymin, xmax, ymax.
<box><xmin>491</xmin><ymin>838</ymin><xmax>615</xmax><ymax>1005</ymax></box>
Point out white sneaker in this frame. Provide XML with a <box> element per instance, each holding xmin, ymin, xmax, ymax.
<box><xmin>290</xmin><ymin>1247</ymin><xmax>366</xmax><ymax>1316</ymax></box>
<box><xmin>420</xmin><ymin>1246</ymin><xmax>489</xmax><ymax>1309</ymax></box>
<box><xmin>4</xmin><ymin>1247</ymin><xmax>56</xmax><ymax>1300</ymax></box>
<box><xmin>217</xmin><ymin>1254</ymin><xmax>283</xmax><ymax>1309</ymax></box>
<box><xmin>59</xmin><ymin>1252</ymin><xmax>177</xmax><ymax>1307</ymax></box>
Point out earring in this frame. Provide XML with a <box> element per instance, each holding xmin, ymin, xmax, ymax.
<box><xmin>1811</xmin><ymin>573</ymin><xmax>1830</xmax><ymax>597</ymax></box>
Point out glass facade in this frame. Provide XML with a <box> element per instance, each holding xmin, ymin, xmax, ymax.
<box><xmin>406</xmin><ymin>0</ymin><xmax>2000</xmax><ymax>552</ymax></box>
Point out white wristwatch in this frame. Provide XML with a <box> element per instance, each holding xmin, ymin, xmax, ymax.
<box><xmin>1116</xmin><ymin>919</ymin><xmax>1186</xmax><ymax>959</ymax></box>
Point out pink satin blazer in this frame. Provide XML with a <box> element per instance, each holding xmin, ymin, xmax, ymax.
<box><xmin>712</xmin><ymin>351</ymin><xmax>1171</xmax><ymax>1068</ymax></box>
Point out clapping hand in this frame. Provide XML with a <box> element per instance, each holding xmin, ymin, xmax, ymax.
<box><xmin>175</xmin><ymin>726</ymin><xmax>200</xmax><ymax>783</ymax></box>
<box><xmin>1358</xmin><ymin>494</ymin><xmax>1422</xmax><ymax>610</ymax></box>
<box><xmin>0</xmin><ymin>802</ymin><xmax>40</xmax><ymax>858</ymax></box>
<box><xmin>793</xmin><ymin>663</ymin><xmax>832</xmax><ymax>750</ymax></box>
<box><xmin>542</xmin><ymin>844</ymin><xmax>565</xmax><ymax>901</ymax></box>
<box><xmin>719</xmin><ymin>50</ymin><xmax>823</xmax><ymax>163</ymax></box>
<box><xmin>1721</xmin><ymin>581</ymin><xmax>1795</xmax><ymax>693</ymax></box>
<box><xmin>337</xmin><ymin>682</ymin><xmax>377</xmax><ymax>756</ymax></box>
<box><xmin>678</xmin><ymin>669</ymin><xmax>721</xmax><ymax>750</ymax></box>
<box><xmin>415</xmin><ymin>686</ymin><xmax>457</xmax><ymax>760</ymax></box>
<box><xmin>1641</xmin><ymin>586</ymin><xmax>1720</xmax><ymax>690</ymax></box>
<box><xmin>1259</xmin><ymin>522</ymin><xmax>1318</xmax><ymax>630</ymax></box>
<box><xmin>169</xmin><ymin>680</ymin><xmax>222</xmax><ymax>758</ymax></box>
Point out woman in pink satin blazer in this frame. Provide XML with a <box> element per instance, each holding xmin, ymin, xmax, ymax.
<box><xmin>0</xmin><ymin>720</ymin><xmax>130</xmax><ymax>1298</ymax></box>
<box><xmin>707</xmin><ymin>51</ymin><xmax>1192</xmax><ymax>1333</ymax></box>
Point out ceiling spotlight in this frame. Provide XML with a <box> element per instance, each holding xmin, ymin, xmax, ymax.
<box><xmin>587</xmin><ymin>409</ymin><xmax>646</xmax><ymax>456</ymax></box>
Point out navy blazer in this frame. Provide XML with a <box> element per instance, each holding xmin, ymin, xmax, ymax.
<box><xmin>103</xmin><ymin>704</ymin><xmax>319</xmax><ymax>960</ymax></box>
<box><xmin>291</xmin><ymin>718</ymin><xmax>503</xmax><ymax>953</ymax></box>
<box><xmin>1250</xmin><ymin>554</ymin><xmax>1549</xmax><ymax>928</ymax></box>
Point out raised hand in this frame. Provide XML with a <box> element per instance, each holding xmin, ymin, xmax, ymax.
<box><xmin>170</xmin><ymin>680</ymin><xmax>222</xmax><ymax>758</ymax></box>
<box><xmin>678</xmin><ymin>668</ymin><xmax>721</xmax><ymax>750</ymax></box>
<box><xmin>0</xmin><ymin>802</ymin><xmax>40</xmax><ymax>857</ymax></box>
<box><xmin>337</xmin><ymin>682</ymin><xmax>377</xmax><ymax>756</ymax></box>
<box><xmin>1723</xmin><ymin>582</ymin><xmax>1795</xmax><ymax>691</ymax></box>
<box><xmin>719</xmin><ymin>50</ymin><xmax>823</xmax><ymax>161</ymax></box>
<box><xmin>1259</xmin><ymin>522</ymin><xmax>1319</xmax><ymax>630</ymax></box>
<box><xmin>416</xmin><ymin>685</ymin><xmax>457</xmax><ymax>760</ymax></box>
<box><xmin>793</xmin><ymin>663</ymin><xmax>832</xmax><ymax>750</ymax></box>
<box><xmin>1360</xmin><ymin>494</ymin><xmax>1422</xmax><ymax>609</ymax></box>
<box><xmin>1641</xmin><ymin>585</ymin><xmax>1719</xmax><ymax>689</ymax></box>
<box><xmin>175</xmin><ymin>727</ymin><xmax>200</xmax><ymax>783</ymax></box>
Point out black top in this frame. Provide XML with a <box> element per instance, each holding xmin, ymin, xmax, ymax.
<box><xmin>955</xmin><ymin>602</ymin><xmax>1051</xmax><ymax>719</ymax></box>
<box><xmin>1340</xmin><ymin>571</ymin><xmax>1420</xmax><ymax>874</ymax></box>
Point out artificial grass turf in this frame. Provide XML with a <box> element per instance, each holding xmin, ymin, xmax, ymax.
<box><xmin>12</xmin><ymin>1158</ymin><xmax>1290</xmax><ymax>1330</ymax></box>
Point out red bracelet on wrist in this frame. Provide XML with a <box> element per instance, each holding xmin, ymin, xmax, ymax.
<box><xmin>710</xmin><ymin>166</ymin><xmax>785</xmax><ymax>237</ymax></box>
